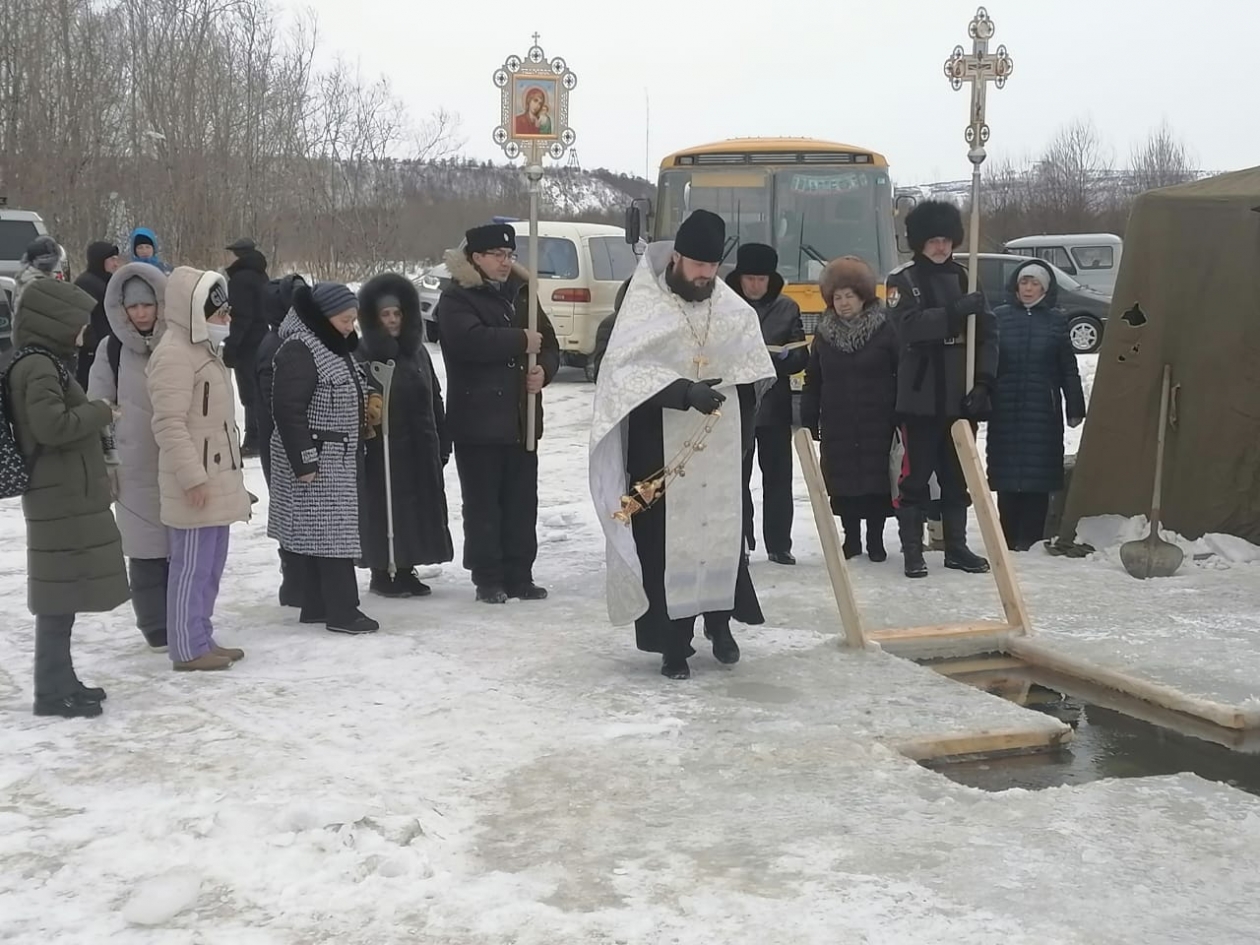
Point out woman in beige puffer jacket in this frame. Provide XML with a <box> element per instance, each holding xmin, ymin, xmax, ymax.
<box><xmin>147</xmin><ymin>267</ymin><xmax>251</xmax><ymax>671</ymax></box>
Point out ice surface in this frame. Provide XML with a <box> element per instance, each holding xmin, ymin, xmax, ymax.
<box><xmin>121</xmin><ymin>868</ymin><xmax>202</xmax><ymax>926</ymax></box>
<box><xmin>2</xmin><ymin>353</ymin><xmax>1260</xmax><ymax>942</ymax></box>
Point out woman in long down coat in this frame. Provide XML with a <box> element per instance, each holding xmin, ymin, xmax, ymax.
<box><xmin>268</xmin><ymin>282</ymin><xmax>379</xmax><ymax>635</ymax></box>
<box><xmin>8</xmin><ymin>277</ymin><xmax>130</xmax><ymax>717</ymax></box>
<box><xmin>986</xmin><ymin>259</ymin><xmax>1087</xmax><ymax>551</ymax></box>
<box><xmin>356</xmin><ymin>273</ymin><xmax>454</xmax><ymax>598</ymax></box>
<box><xmin>800</xmin><ymin>256</ymin><xmax>899</xmax><ymax>561</ymax></box>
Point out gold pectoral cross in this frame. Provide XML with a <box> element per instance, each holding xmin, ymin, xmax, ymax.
<box><xmin>692</xmin><ymin>354</ymin><xmax>709</xmax><ymax>378</ymax></box>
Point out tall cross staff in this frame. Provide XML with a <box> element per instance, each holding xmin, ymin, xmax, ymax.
<box><xmin>944</xmin><ymin>6</ymin><xmax>1014</xmax><ymax>390</ymax></box>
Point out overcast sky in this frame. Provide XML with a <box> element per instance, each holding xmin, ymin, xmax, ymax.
<box><xmin>278</xmin><ymin>0</ymin><xmax>1258</xmax><ymax>185</ymax></box>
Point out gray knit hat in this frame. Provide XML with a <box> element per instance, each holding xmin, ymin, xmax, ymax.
<box><xmin>310</xmin><ymin>281</ymin><xmax>358</xmax><ymax>318</ymax></box>
<box><xmin>121</xmin><ymin>276</ymin><xmax>157</xmax><ymax>307</ymax></box>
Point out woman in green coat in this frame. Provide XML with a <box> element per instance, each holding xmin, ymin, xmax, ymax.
<box><xmin>7</xmin><ymin>277</ymin><xmax>130</xmax><ymax>718</ymax></box>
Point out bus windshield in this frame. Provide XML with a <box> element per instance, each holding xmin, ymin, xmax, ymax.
<box><xmin>656</xmin><ymin>164</ymin><xmax>895</xmax><ymax>282</ymax></box>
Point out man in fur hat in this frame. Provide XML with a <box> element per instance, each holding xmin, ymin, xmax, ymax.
<box><xmin>590</xmin><ymin>210</ymin><xmax>775</xmax><ymax>680</ymax></box>
<box><xmin>725</xmin><ymin>243</ymin><xmax>807</xmax><ymax>565</ymax></box>
<box><xmin>885</xmin><ymin>200</ymin><xmax>996</xmax><ymax>579</ymax></box>
<box><xmin>436</xmin><ymin>222</ymin><xmax>560</xmax><ymax>604</ymax></box>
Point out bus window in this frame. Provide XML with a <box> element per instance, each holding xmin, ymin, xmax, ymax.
<box><xmin>1072</xmin><ymin>245</ymin><xmax>1114</xmax><ymax>271</ymax></box>
<box><xmin>657</xmin><ymin>169</ymin><xmax>771</xmax><ymax>260</ymax></box>
<box><xmin>773</xmin><ymin>168</ymin><xmax>891</xmax><ymax>280</ymax></box>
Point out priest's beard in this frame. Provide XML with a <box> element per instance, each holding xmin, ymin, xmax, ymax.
<box><xmin>665</xmin><ymin>263</ymin><xmax>715</xmax><ymax>303</ymax></box>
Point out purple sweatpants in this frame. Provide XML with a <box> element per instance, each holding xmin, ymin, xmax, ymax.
<box><xmin>167</xmin><ymin>525</ymin><xmax>231</xmax><ymax>663</ymax></box>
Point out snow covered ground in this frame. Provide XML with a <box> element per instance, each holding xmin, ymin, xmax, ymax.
<box><xmin>3</xmin><ymin>353</ymin><xmax>1260</xmax><ymax>943</ymax></box>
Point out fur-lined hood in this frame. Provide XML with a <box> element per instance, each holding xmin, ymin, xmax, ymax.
<box><xmin>443</xmin><ymin>248</ymin><xmax>532</xmax><ymax>292</ymax></box>
<box><xmin>104</xmin><ymin>262</ymin><xmax>167</xmax><ymax>355</ymax></box>
<box><xmin>164</xmin><ymin>266</ymin><xmax>225</xmax><ymax>347</ymax></box>
<box><xmin>287</xmin><ymin>283</ymin><xmax>359</xmax><ymax>356</ymax></box>
<box><xmin>358</xmin><ymin>272</ymin><xmax>423</xmax><ymax>359</ymax></box>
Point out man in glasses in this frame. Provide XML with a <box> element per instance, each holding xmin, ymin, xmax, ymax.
<box><xmin>436</xmin><ymin>223</ymin><xmax>560</xmax><ymax>604</ymax></box>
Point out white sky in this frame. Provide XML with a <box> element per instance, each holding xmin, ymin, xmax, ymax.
<box><xmin>278</xmin><ymin>0</ymin><xmax>1259</xmax><ymax>184</ymax></box>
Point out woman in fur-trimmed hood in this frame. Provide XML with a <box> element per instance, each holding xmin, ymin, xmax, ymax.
<box><xmin>268</xmin><ymin>281</ymin><xmax>379</xmax><ymax>635</ymax></box>
<box><xmin>355</xmin><ymin>272</ymin><xmax>453</xmax><ymax>599</ymax></box>
<box><xmin>800</xmin><ymin>256</ymin><xmax>899</xmax><ymax>561</ymax></box>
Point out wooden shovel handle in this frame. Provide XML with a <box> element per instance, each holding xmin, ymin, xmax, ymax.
<box><xmin>1150</xmin><ymin>365</ymin><xmax>1172</xmax><ymax>529</ymax></box>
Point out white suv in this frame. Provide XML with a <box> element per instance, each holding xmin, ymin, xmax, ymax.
<box><xmin>0</xmin><ymin>206</ymin><xmax>69</xmax><ymax>281</ymax></box>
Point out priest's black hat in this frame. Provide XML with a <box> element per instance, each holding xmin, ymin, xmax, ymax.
<box><xmin>465</xmin><ymin>223</ymin><xmax>517</xmax><ymax>254</ymax></box>
<box><xmin>673</xmin><ymin>210</ymin><xmax>725</xmax><ymax>263</ymax></box>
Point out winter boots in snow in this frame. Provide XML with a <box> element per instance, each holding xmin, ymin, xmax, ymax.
<box><xmin>843</xmin><ymin>516</ymin><xmax>889</xmax><ymax>563</ymax></box>
<box><xmin>767</xmin><ymin>551</ymin><xmax>796</xmax><ymax>566</ymax></box>
<box><xmin>174</xmin><ymin>652</ymin><xmax>233</xmax><ymax>672</ymax></box>
<box><xmin>370</xmin><ymin>569</ymin><xmax>432</xmax><ymax>599</ymax></box>
<box><xmin>941</xmin><ymin>507</ymin><xmax>990</xmax><ymax>574</ymax></box>
<box><xmin>897</xmin><ymin>507</ymin><xmax>929</xmax><ymax>579</ymax></box>
<box><xmin>704</xmin><ymin>616</ymin><xmax>741</xmax><ymax>665</ymax></box>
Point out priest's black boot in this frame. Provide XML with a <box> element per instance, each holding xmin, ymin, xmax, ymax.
<box><xmin>897</xmin><ymin>507</ymin><xmax>928</xmax><ymax>579</ymax></box>
<box><xmin>840</xmin><ymin>515</ymin><xmax>863</xmax><ymax>560</ymax></box>
<box><xmin>942</xmin><ymin>506</ymin><xmax>991</xmax><ymax>574</ymax></box>
<box><xmin>703</xmin><ymin>616</ymin><xmax>741</xmax><ymax>665</ymax></box>
<box><xmin>476</xmin><ymin>585</ymin><xmax>508</xmax><ymax>604</ymax></box>
<box><xmin>660</xmin><ymin>655</ymin><xmax>691</xmax><ymax>680</ymax></box>
<box><xmin>506</xmin><ymin>582</ymin><xmax>548</xmax><ymax>600</ymax></box>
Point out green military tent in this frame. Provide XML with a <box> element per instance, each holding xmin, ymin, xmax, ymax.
<box><xmin>1060</xmin><ymin>166</ymin><xmax>1260</xmax><ymax>545</ymax></box>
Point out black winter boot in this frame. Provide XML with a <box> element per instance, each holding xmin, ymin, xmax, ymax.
<box><xmin>897</xmin><ymin>507</ymin><xmax>928</xmax><ymax>578</ymax></box>
<box><xmin>840</xmin><ymin>515</ymin><xmax>863</xmax><ymax>560</ymax></box>
<box><xmin>703</xmin><ymin>615</ymin><xmax>741</xmax><ymax>665</ymax></box>
<box><xmin>395</xmin><ymin>570</ymin><xmax>433</xmax><ymax>597</ymax></box>
<box><xmin>866</xmin><ymin>517</ymin><xmax>888</xmax><ymax>562</ymax></box>
<box><xmin>942</xmin><ymin>506</ymin><xmax>991</xmax><ymax>574</ymax></box>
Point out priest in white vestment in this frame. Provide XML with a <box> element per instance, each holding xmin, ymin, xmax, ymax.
<box><xmin>589</xmin><ymin>210</ymin><xmax>776</xmax><ymax>679</ymax></box>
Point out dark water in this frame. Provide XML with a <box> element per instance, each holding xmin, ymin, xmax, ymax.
<box><xmin>920</xmin><ymin>666</ymin><xmax>1260</xmax><ymax>797</ymax></box>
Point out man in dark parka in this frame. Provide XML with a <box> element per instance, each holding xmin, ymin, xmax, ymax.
<box><xmin>885</xmin><ymin>200</ymin><xmax>997</xmax><ymax>579</ymax></box>
<box><xmin>726</xmin><ymin>243</ymin><xmax>808</xmax><ymax>565</ymax></box>
<box><xmin>435</xmin><ymin>223</ymin><xmax>560</xmax><ymax>604</ymax></box>
<box><xmin>223</xmin><ymin>238</ymin><xmax>270</xmax><ymax>456</ymax></box>
<box><xmin>7</xmin><ymin>278</ymin><xmax>130</xmax><ymax>718</ymax></box>
<box><xmin>72</xmin><ymin>240</ymin><xmax>121</xmax><ymax>389</ymax></box>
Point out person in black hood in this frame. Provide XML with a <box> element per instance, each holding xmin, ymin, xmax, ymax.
<box><xmin>725</xmin><ymin>243</ymin><xmax>807</xmax><ymax>565</ymax></box>
<box><xmin>73</xmin><ymin>241</ymin><xmax>122</xmax><ymax>388</ymax></box>
<box><xmin>885</xmin><ymin>200</ymin><xmax>997</xmax><ymax>579</ymax></box>
<box><xmin>255</xmin><ymin>271</ymin><xmax>307</xmax><ymax>608</ymax></box>
<box><xmin>223</xmin><ymin>237</ymin><xmax>270</xmax><ymax>456</ymax></box>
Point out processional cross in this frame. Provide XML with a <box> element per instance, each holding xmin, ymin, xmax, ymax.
<box><xmin>943</xmin><ymin>5</ymin><xmax>1013</xmax><ymax>387</ymax></box>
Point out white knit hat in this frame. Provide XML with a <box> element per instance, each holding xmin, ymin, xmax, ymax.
<box><xmin>1018</xmin><ymin>263</ymin><xmax>1051</xmax><ymax>294</ymax></box>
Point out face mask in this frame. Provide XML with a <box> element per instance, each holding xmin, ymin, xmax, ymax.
<box><xmin>206</xmin><ymin>322</ymin><xmax>230</xmax><ymax>348</ymax></box>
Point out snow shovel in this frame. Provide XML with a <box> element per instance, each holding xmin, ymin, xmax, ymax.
<box><xmin>1120</xmin><ymin>364</ymin><xmax>1183</xmax><ymax>579</ymax></box>
<box><xmin>369</xmin><ymin>360</ymin><xmax>398</xmax><ymax>579</ymax></box>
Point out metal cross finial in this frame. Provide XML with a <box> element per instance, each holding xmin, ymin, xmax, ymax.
<box><xmin>532</xmin><ymin>31</ymin><xmax>541</xmax><ymax>46</ymax></box>
<box><xmin>943</xmin><ymin>5</ymin><xmax>1014</xmax><ymax>167</ymax></box>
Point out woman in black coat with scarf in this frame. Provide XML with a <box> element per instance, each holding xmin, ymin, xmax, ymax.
<box><xmin>356</xmin><ymin>273</ymin><xmax>454</xmax><ymax>598</ymax></box>
<box><xmin>986</xmin><ymin>259</ymin><xmax>1087</xmax><ymax>551</ymax></box>
<box><xmin>801</xmin><ymin>256</ymin><xmax>899</xmax><ymax>561</ymax></box>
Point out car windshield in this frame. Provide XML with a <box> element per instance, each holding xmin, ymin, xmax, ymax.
<box><xmin>656</xmin><ymin>164</ymin><xmax>895</xmax><ymax>282</ymax></box>
<box><xmin>0</xmin><ymin>220</ymin><xmax>40</xmax><ymax>260</ymax></box>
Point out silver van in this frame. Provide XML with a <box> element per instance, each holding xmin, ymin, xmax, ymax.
<box><xmin>1003</xmin><ymin>233</ymin><xmax>1122</xmax><ymax>294</ymax></box>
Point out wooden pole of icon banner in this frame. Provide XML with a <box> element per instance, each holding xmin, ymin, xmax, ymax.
<box><xmin>491</xmin><ymin>34</ymin><xmax>578</xmax><ymax>453</ymax></box>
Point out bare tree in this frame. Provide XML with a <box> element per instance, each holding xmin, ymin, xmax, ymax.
<box><xmin>1129</xmin><ymin>121</ymin><xmax>1198</xmax><ymax>193</ymax></box>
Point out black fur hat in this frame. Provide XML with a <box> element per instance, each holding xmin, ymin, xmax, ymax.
<box><xmin>904</xmin><ymin>200</ymin><xmax>965</xmax><ymax>254</ymax></box>
<box><xmin>731</xmin><ymin>242</ymin><xmax>778</xmax><ymax>277</ymax></box>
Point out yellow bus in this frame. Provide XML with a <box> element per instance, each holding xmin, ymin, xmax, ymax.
<box><xmin>625</xmin><ymin>137</ymin><xmax>904</xmax><ymax>344</ymax></box>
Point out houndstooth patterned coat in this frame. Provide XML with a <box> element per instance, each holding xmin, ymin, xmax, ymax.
<box><xmin>267</xmin><ymin>305</ymin><xmax>366</xmax><ymax>558</ymax></box>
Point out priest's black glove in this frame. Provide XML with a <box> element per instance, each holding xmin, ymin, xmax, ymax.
<box><xmin>946</xmin><ymin>292</ymin><xmax>986</xmax><ymax>334</ymax></box>
<box><xmin>686</xmin><ymin>378</ymin><xmax>726</xmax><ymax>415</ymax></box>
<box><xmin>962</xmin><ymin>380</ymin><xmax>993</xmax><ymax>421</ymax></box>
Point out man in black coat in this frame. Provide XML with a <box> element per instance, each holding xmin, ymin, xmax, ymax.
<box><xmin>436</xmin><ymin>223</ymin><xmax>561</xmax><ymax>604</ymax></box>
<box><xmin>223</xmin><ymin>237</ymin><xmax>270</xmax><ymax>456</ymax></box>
<box><xmin>726</xmin><ymin>243</ymin><xmax>808</xmax><ymax>565</ymax></box>
<box><xmin>885</xmin><ymin>200</ymin><xmax>997</xmax><ymax>579</ymax></box>
<box><xmin>72</xmin><ymin>241</ymin><xmax>120</xmax><ymax>389</ymax></box>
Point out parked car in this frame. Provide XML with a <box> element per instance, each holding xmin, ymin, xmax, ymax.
<box><xmin>419</xmin><ymin>220</ymin><xmax>638</xmax><ymax>378</ymax></box>
<box><xmin>0</xmin><ymin>206</ymin><xmax>70</xmax><ymax>281</ymax></box>
<box><xmin>955</xmin><ymin>252</ymin><xmax>1111</xmax><ymax>354</ymax></box>
<box><xmin>1002</xmin><ymin>233</ymin><xmax>1122</xmax><ymax>294</ymax></box>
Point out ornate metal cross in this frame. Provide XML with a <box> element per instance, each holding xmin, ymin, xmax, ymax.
<box><xmin>943</xmin><ymin>6</ymin><xmax>1014</xmax><ymax>168</ymax></box>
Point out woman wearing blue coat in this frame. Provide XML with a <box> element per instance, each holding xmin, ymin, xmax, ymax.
<box><xmin>986</xmin><ymin>260</ymin><xmax>1087</xmax><ymax>551</ymax></box>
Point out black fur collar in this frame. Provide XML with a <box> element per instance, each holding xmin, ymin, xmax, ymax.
<box><xmin>358</xmin><ymin>272</ymin><xmax>422</xmax><ymax>360</ymax></box>
<box><xmin>292</xmin><ymin>284</ymin><xmax>359</xmax><ymax>355</ymax></box>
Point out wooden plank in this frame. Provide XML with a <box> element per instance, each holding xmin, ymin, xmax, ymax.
<box><xmin>868</xmin><ymin>620</ymin><xmax>1015</xmax><ymax>643</ymax></box>
<box><xmin>950</xmin><ymin>419</ymin><xmax>1033</xmax><ymax>635</ymax></box>
<box><xmin>894</xmin><ymin>725</ymin><xmax>1074</xmax><ymax>763</ymax></box>
<box><xmin>1010</xmin><ymin>638</ymin><xmax>1251</xmax><ymax>730</ymax></box>
<box><xmin>792</xmin><ymin>428</ymin><xmax>868</xmax><ymax>649</ymax></box>
<box><xmin>924</xmin><ymin>656</ymin><xmax>1028</xmax><ymax>676</ymax></box>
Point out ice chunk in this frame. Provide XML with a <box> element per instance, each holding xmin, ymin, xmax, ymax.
<box><xmin>121</xmin><ymin>868</ymin><xmax>201</xmax><ymax>926</ymax></box>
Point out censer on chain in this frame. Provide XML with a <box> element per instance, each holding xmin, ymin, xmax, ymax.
<box><xmin>612</xmin><ymin>410</ymin><xmax>722</xmax><ymax>525</ymax></box>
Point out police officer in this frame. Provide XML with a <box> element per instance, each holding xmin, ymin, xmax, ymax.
<box><xmin>436</xmin><ymin>223</ymin><xmax>561</xmax><ymax>603</ymax></box>
<box><xmin>885</xmin><ymin>200</ymin><xmax>997</xmax><ymax>579</ymax></box>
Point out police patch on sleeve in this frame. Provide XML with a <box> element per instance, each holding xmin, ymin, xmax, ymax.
<box><xmin>887</xmin><ymin>287</ymin><xmax>900</xmax><ymax>308</ymax></box>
